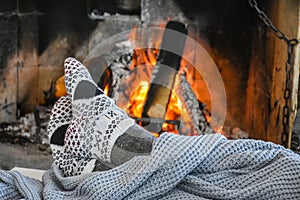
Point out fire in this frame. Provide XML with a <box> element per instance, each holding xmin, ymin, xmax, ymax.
<box><xmin>126</xmin><ymin>81</ymin><xmax>184</xmax><ymax>134</ymax></box>
<box><xmin>105</xmin><ymin>23</ymin><xmax>219</xmax><ymax>136</ymax></box>
<box><xmin>103</xmin><ymin>84</ymin><xmax>110</xmax><ymax>96</ymax></box>
<box><xmin>162</xmin><ymin>94</ymin><xmax>181</xmax><ymax>133</ymax></box>
<box><xmin>126</xmin><ymin>80</ymin><xmax>183</xmax><ymax>134</ymax></box>
<box><xmin>127</xmin><ymin>81</ymin><xmax>149</xmax><ymax>118</ymax></box>
<box><xmin>125</xmin><ymin>25</ymin><xmax>184</xmax><ymax>134</ymax></box>
<box><xmin>128</xmin><ymin>26</ymin><xmax>160</xmax><ymax>69</ymax></box>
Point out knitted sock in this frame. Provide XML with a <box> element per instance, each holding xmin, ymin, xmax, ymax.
<box><xmin>47</xmin><ymin>96</ymin><xmax>97</xmax><ymax>177</ymax></box>
<box><xmin>47</xmin><ymin>96</ymin><xmax>72</xmax><ymax>146</ymax></box>
<box><xmin>64</xmin><ymin>57</ymin><xmax>155</xmax><ymax>172</ymax></box>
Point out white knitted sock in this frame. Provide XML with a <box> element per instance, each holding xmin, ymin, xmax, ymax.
<box><xmin>63</xmin><ymin>57</ymin><xmax>135</xmax><ymax>164</ymax></box>
<box><xmin>47</xmin><ymin>96</ymin><xmax>96</xmax><ymax>177</ymax></box>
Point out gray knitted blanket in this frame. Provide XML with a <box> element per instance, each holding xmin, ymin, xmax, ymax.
<box><xmin>1</xmin><ymin>133</ymin><xmax>300</xmax><ymax>199</ymax></box>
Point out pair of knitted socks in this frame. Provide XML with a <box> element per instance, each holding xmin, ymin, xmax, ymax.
<box><xmin>47</xmin><ymin>58</ymin><xmax>155</xmax><ymax>177</ymax></box>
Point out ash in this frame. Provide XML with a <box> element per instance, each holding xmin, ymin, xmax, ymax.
<box><xmin>0</xmin><ymin>111</ymin><xmax>50</xmax><ymax>150</ymax></box>
<box><xmin>0</xmin><ymin>111</ymin><xmax>53</xmax><ymax>170</ymax></box>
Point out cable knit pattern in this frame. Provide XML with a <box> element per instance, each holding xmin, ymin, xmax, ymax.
<box><xmin>1</xmin><ymin>133</ymin><xmax>300</xmax><ymax>199</ymax></box>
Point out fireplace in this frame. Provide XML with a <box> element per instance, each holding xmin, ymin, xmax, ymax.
<box><xmin>0</xmin><ymin>0</ymin><xmax>299</xmax><ymax>147</ymax></box>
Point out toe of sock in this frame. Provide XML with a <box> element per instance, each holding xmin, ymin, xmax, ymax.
<box><xmin>47</xmin><ymin>96</ymin><xmax>72</xmax><ymax>139</ymax></box>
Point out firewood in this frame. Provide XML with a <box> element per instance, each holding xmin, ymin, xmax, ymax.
<box><xmin>141</xmin><ymin>21</ymin><xmax>188</xmax><ymax>132</ymax></box>
<box><xmin>176</xmin><ymin>72</ymin><xmax>212</xmax><ymax>134</ymax></box>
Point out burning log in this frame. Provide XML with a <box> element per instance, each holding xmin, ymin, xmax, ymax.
<box><xmin>176</xmin><ymin>72</ymin><xmax>213</xmax><ymax>135</ymax></box>
<box><xmin>141</xmin><ymin>21</ymin><xmax>188</xmax><ymax>132</ymax></box>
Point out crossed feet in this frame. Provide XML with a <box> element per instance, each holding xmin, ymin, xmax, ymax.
<box><xmin>47</xmin><ymin>58</ymin><xmax>155</xmax><ymax>177</ymax></box>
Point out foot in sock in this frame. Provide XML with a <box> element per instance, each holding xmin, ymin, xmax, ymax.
<box><xmin>64</xmin><ymin>57</ymin><xmax>103</xmax><ymax>101</ymax></box>
<box><xmin>47</xmin><ymin>96</ymin><xmax>98</xmax><ymax>177</ymax></box>
<box><xmin>63</xmin><ymin>57</ymin><xmax>156</xmax><ymax>174</ymax></box>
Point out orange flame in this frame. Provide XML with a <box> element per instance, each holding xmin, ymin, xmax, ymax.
<box><xmin>125</xmin><ymin>24</ymin><xmax>184</xmax><ymax>134</ymax></box>
<box><xmin>103</xmin><ymin>84</ymin><xmax>110</xmax><ymax>96</ymax></box>
<box><xmin>127</xmin><ymin>81</ymin><xmax>149</xmax><ymax>118</ymax></box>
<box><xmin>103</xmin><ymin>24</ymin><xmax>219</xmax><ymax>136</ymax></box>
<box><xmin>126</xmin><ymin>80</ymin><xmax>182</xmax><ymax>134</ymax></box>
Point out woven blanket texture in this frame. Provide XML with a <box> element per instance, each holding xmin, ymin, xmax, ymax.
<box><xmin>1</xmin><ymin>133</ymin><xmax>300</xmax><ymax>199</ymax></box>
